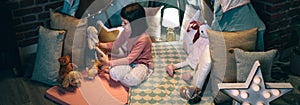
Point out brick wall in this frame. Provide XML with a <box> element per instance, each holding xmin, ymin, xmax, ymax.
<box><xmin>252</xmin><ymin>0</ymin><xmax>300</xmax><ymax>50</ymax></box>
<box><xmin>6</xmin><ymin>0</ymin><xmax>63</xmax><ymax>47</ymax></box>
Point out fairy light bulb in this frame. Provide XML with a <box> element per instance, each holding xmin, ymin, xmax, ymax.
<box><xmin>231</xmin><ymin>90</ymin><xmax>240</xmax><ymax>96</ymax></box>
<box><xmin>257</xmin><ymin>101</ymin><xmax>264</xmax><ymax>105</ymax></box>
<box><xmin>271</xmin><ymin>89</ymin><xmax>281</xmax><ymax>96</ymax></box>
<box><xmin>242</xmin><ymin>102</ymin><xmax>250</xmax><ymax>105</ymax></box>
<box><xmin>262</xmin><ymin>91</ymin><xmax>271</xmax><ymax>99</ymax></box>
<box><xmin>253</xmin><ymin>76</ymin><xmax>261</xmax><ymax>84</ymax></box>
<box><xmin>252</xmin><ymin>84</ymin><xmax>260</xmax><ymax>92</ymax></box>
<box><xmin>241</xmin><ymin>91</ymin><xmax>249</xmax><ymax>99</ymax></box>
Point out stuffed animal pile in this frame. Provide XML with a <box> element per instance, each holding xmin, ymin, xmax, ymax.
<box><xmin>57</xmin><ymin>55</ymin><xmax>82</xmax><ymax>90</ymax></box>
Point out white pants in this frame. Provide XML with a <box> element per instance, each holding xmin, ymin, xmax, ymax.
<box><xmin>109</xmin><ymin>64</ymin><xmax>151</xmax><ymax>87</ymax></box>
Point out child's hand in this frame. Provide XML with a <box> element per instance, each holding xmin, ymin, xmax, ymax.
<box><xmin>100</xmin><ymin>56</ymin><xmax>110</xmax><ymax>66</ymax></box>
<box><xmin>98</xmin><ymin>43</ymin><xmax>107</xmax><ymax>49</ymax></box>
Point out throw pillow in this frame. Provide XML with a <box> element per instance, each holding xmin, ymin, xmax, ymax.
<box><xmin>31</xmin><ymin>26</ymin><xmax>65</xmax><ymax>85</ymax></box>
<box><xmin>60</xmin><ymin>0</ymin><xmax>80</xmax><ymax>16</ymax></box>
<box><xmin>97</xmin><ymin>21</ymin><xmax>124</xmax><ymax>42</ymax></box>
<box><xmin>181</xmin><ymin>4</ymin><xmax>205</xmax><ymax>54</ymax></box>
<box><xmin>220</xmin><ymin>0</ymin><xmax>250</xmax><ymax>12</ymax></box>
<box><xmin>50</xmin><ymin>9</ymin><xmax>87</xmax><ymax>69</ymax></box>
<box><xmin>144</xmin><ymin>6</ymin><xmax>163</xmax><ymax>40</ymax></box>
<box><xmin>180</xmin><ymin>4</ymin><xmax>199</xmax><ymax>41</ymax></box>
<box><xmin>234</xmin><ymin>48</ymin><xmax>277</xmax><ymax>82</ymax></box>
<box><xmin>207</xmin><ymin>28</ymin><xmax>258</xmax><ymax>83</ymax></box>
<box><xmin>182</xmin><ymin>10</ymin><xmax>201</xmax><ymax>54</ymax></box>
<box><xmin>207</xmin><ymin>28</ymin><xmax>258</xmax><ymax>103</ymax></box>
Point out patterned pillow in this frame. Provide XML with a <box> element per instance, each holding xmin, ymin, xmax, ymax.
<box><xmin>50</xmin><ymin>9</ymin><xmax>87</xmax><ymax>69</ymax></box>
<box><xmin>207</xmin><ymin>28</ymin><xmax>258</xmax><ymax>103</ymax></box>
<box><xmin>234</xmin><ymin>48</ymin><xmax>277</xmax><ymax>82</ymax></box>
<box><xmin>31</xmin><ymin>26</ymin><xmax>65</xmax><ymax>85</ymax></box>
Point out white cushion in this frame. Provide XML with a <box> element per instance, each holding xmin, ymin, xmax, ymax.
<box><xmin>144</xmin><ymin>6</ymin><xmax>163</xmax><ymax>39</ymax></box>
<box><xmin>181</xmin><ymin>4</ymin><xmax>202</xmax><ymax>54</ymax></box>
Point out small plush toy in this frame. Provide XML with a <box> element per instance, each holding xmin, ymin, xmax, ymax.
<box><xmin>62</xmin><ymin>70</ymin><xmax>82</xmax><ymax>89</ymax></box>
<box><xmin>58</xmin><ymin>55</ymin><xmax>78</xmax><ymax>81</ymax></box>
<box><xmin>86</xmin><ymin>59</ymin><xmax>101</xmax><ymax>80</ymax></box>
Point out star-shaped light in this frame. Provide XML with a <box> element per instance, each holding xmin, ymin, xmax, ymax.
<box><xmin>218</xmin><ymin>60</ymin><xmax>293</xmax><ymax>105</ymax></box>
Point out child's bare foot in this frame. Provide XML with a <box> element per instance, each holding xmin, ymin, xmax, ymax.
<box><xmin>165</xmin><ymin>64</ymin><xmax>175</xmax><ymax>77</ymax></box>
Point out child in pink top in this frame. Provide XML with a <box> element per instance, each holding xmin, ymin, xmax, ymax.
<box><xmin>99</xmin><ymin>3</ymin><xmax>153</xmax><ymax>87</ymax></box>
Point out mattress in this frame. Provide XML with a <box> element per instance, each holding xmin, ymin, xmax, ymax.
<box><xmin>46</xmin><ymin>73</ymin><xmax>128</xmax><ymax>105</ymax></box>
<box><xmin>128</xmin><ymin>41</ymin><xmax>214</xmax><ymax>105</ymax></box>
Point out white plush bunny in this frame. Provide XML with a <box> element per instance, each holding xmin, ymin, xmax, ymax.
<box><xmin>166</xmin><ymin>21</ymin><xmax>212</xmax><ymax>89</ymax></box>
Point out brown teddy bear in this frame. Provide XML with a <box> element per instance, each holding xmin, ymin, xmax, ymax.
<box><xmin>57</xmin><ymin>55</ymin><xmax>78</xmax><ymax>85</ymax></box>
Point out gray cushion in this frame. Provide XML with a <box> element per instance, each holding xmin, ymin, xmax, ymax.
<box><xmin>234</xmin><ymin>48</ymin><xmax>277</xmax><ymax>82</ymax></box>
<box><xmin>31</xmin><ymin>26</ymin><xmax>65</xmax><ymax>85</ymax></box>
<box><xmin>50</xmin><ymin>9</ymin><xmax>87</xmax><ymax>69</ymax></box>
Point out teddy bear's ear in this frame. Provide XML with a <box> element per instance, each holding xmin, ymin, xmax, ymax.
<box><xmin>58</xmin><ymin>57</ymin><xmax>64</xmax><ymax>62</ymax></box>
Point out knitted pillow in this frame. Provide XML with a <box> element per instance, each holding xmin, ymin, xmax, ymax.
<box><xmin>234</xmin><ymin>48</ymin><xmax>277</xmax><ymax>82</ymax></box>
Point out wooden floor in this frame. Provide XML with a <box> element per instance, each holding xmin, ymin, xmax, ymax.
<box><xmin>0</xmin><ymin>67</ymin><xmax>57</xmax><ymax>105</ymax></box>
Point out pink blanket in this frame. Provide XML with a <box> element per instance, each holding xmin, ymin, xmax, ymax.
<box><xmin>46</xmin><ymin>73</ymin><xmax>129</xmax><ymax>105</ymax></box>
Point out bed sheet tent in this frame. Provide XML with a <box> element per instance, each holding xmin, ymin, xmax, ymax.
<box><xmin>46</xmin><ymin>0</ymin><xmax>266</xmax><ymax>104</ymax></box>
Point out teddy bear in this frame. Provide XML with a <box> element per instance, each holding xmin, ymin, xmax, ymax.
<box><xmin>57</xmin><ymin>54</ymin><xmax>78</xmax><ymax>86</ymax></box>
<box><xmin>62</xmin><ymin>70</ymin><xmax>82</xmax><ymax>90</ymax></box>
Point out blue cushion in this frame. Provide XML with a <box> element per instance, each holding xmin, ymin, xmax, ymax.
<box><xmin>31</xmin><ymin>26</ymin><xmax>65</xmax><ymax>85</ymax></box>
